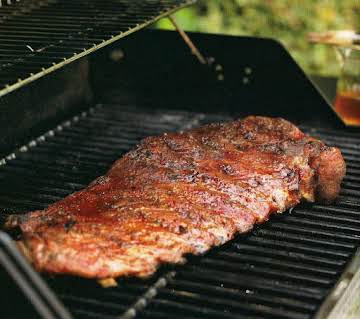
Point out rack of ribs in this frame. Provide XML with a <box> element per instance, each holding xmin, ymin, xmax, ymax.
<box><xmin>5</xmin><ymin>116</ymin><xmax>346</xmax><ymax>281</ymax></box>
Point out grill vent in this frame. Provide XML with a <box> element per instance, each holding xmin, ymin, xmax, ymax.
<box><xmin>0</xmin><ymin>0</ymin><xmax>194</xmax><ymax>97</ymax></box>
<box><xmin>0</xmin><ymin>97</ymin><xmax>359</xmax><ymax>319</ymax></box>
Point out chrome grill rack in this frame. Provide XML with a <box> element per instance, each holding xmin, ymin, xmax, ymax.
<box><xmin>0</xmin><ymin>0</ymin><xmax>194</xmax><ymax>97</ymax></box>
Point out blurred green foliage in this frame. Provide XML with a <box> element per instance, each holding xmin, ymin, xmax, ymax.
<box><xmin>156</xmin><ymin>0</ymin><xmax>360</xmax><ymax>76</ymax></box>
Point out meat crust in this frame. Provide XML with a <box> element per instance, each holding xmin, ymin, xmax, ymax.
<box><xmin>6</xmin><ymin>116</ymin><xmax>346</xmax><ymax>279</ymax></box>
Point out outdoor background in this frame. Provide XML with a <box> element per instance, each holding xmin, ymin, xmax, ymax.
<box><xmin>156</xmin><ymin>0</ymin><xmax>360</xmax><ymax>76</ymax></box>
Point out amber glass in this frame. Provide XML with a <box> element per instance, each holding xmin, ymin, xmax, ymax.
<box><xmin>334</xmin><ymin>49</ymin><xmax>360</xmax><ymax>125</ymax></box>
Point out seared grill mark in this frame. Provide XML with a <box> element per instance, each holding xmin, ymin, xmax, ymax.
<box><xmin>7</xmin><ymin>116</ymin><xmax>346</xmax><ymax>280</ymax></box>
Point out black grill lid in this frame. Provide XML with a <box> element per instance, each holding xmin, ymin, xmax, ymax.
<box><xmin>0</xmin><ymin>0</ymin><xmax>195</xmax><ymax>97</ymax></box>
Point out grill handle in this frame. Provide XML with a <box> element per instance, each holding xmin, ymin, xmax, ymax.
<box><xmin>0</xmin><ymin>231</ymin><xmax>73</xmax><ymax>319</ymax></box>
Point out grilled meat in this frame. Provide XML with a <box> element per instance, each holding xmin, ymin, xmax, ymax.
<box><xmin>6</xmin><ymin>116</ymin><xmax>346</xmax><ymax>279</ymax></box>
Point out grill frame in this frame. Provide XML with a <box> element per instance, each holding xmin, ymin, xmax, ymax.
<box><xmin>0</xmin><ymin>29</ymin><xmax>359</xmax><ymax>319</ymax></box>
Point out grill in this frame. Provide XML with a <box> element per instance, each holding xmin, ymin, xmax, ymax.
<box><xmin>1</xmin><ymin>93</ymin><xmax>360</xmax><ymax>319</ymax></box>
<box><xmin>0</xmin><ymin>3</ymin><xmax>359</xmax><ymax>319</ymax></box>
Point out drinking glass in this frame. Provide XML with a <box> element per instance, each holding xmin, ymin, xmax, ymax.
<box><xmin>334</xmin><ymin>48</ymin><xmax>360</xmax><ymax>126</ymax></box>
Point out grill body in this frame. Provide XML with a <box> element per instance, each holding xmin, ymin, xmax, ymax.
<box><xmin>0</xmin><ymin>30</ymin><xmax>359</xmax><ymax>319</ymax></box>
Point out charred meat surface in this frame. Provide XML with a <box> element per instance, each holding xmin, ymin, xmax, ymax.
<box><xmin>6</xmin><ymin>116</ymin><xmax>346</xmax><ymax>279</ymax></box>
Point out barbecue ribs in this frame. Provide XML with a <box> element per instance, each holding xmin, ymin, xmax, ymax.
<box><xmin>6</xmin><ymin>116</ymin><xmax>346</xmax><ymax>280</ymax></box>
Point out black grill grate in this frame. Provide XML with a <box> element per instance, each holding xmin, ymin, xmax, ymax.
<box><xmin>0</xmin><ymin>0</ymin><xmax>194</xmax><ymax>97</ymax></box>
<box><xmin>0</xmin><ymin>98</ymin><xmax>359</xmax><ymax>319</ymax></box>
